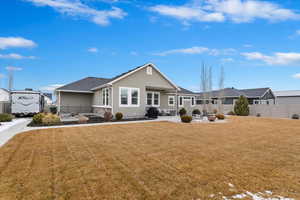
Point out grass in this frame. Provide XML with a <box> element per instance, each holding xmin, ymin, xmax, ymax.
<box><xmin>0</xmin><ymin>117</ymin><xmax>299</xmax><ymax>199</ymax></box>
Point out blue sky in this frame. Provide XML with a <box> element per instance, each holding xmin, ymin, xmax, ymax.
<box><xmin>0</xmin><ymin>0</ymin><xmax>300</xmax><ymax>93</ymax></box>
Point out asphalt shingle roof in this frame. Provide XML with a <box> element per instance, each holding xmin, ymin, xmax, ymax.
<box><xmin>56</xmin><ymin>77</ymin><xmax>111</xmax><ymax>92</ymax></box>
<box><xmin>197</xmin><ymin>87</ymin><xmax>270</xmax><ymax>98</ymax></box>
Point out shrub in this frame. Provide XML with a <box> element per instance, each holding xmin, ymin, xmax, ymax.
<box><xmin>146</xmin><ymin>107</ymin><xmax>159</xmax><ymax>119</ymax></box>
<box><xmin>292</xmin><ymin>114</ymin><xmax>299</xmax><ymax>120</ymax></box>
<box><xmin>256</xmin><ymin>113</ymin><xmax>261</xmax><ymax>117</ymax></box>
<box><xmin>32</xmin><ymin>113</ymin><xmax>45</xmax><ymax>124</ymax></box>
<box><xmin>0</xmin><ymin>113</ymin><xmax>13</xmax><ymax>122</ymax></box>
<box><xmin>115</xmin><ymin>112</ymin><xmax>123</xmax><ymax>120</ymax></box>
<box><xmin>49</xmin><ymin>106</ymin><xmax>57</xmax><ymax>114</ymax></box>
<box><xmin>181</xmin><ymin>115</ymin><xmax>192</xmax><ymax>123</ymax></box>
<box><xmin>42</xmin><ymin>113</ymin><xmax>60</xmax><ymax>125</ymax></box>
<box><xmin>192</xmin><ymin>109</ymin><xmax>201</xmax><ymax>115</ymax></box>
<box><xmin>227</xmin><ymin>111</ymin><xmax>235</xmax><ymax>115</ymax></box>
<box><xmin>104</xmin><ymin>111</ymin><xmax>113</xmax><ymax>122</ymax></box>
<box><xmin>208</xmin><ymin>114</ymin><xmax>216</xmax><ymax>122</ymax></box>
<box><xmin>234</xmin><ymin>96</ymin><xmax>249</xmax><ymax>116</ymax></box>
<box><xmin>202</xmin><ymin>109</ymin><xmax>208</xmax><ymax>116</ymax></box>
<box><xmin>216</xmin><ymin>114</ymin><xmax>225</xmax><ymax>120</ymax></box>
<box><xmin>179</xmin><ymin>108</ymin><xmax>187</xmax><ymax>116</ymax></box>
<box><xmin>213</xmin><ymin>109</ymin><xmax>218</xmax><ymax>114</ymax></box>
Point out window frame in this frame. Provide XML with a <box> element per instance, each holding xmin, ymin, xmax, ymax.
<box><xmin>146</xmin><ymin>91</ymin><xmax>160</xmax><ymax>107</ymax></box>
<box><xmin>168</xmin><ymin>96</ymin><xmax>175</xmax><ymax>106</ymax></box>
<box><xmin>119</xmin><ymin>87</ymin><xmax>140</xmax><ymax>107</ymax></box>
<box><xmin>102</xmin><ymin>88</ymin><xmax>110</xmax><ymax>106</ymax></box>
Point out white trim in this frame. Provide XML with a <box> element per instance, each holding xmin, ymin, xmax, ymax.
<box><xmin>146</xmin><ymin>91</ymin><xmax>160</xmax><ymax>107</ymax></box>
<box><xmin>102</xmin><ymin>88</ymin><xmax>110</xmax><ymax>106</ymax></box>
<box><xmin>111</xmin><ymin>86</ymin><xmax>114</xmax><ymax>114</ymax></box>
<box><xmin>91</xmin><ymin>63</ymin><xmax>180</xmax><ymax>91</ymax></box>
<box><xmin>168</xmin><ymin>96</ymin><xmax>175</xmax><ymax>106</ymax></box>
<box><xmin>119</xmin><ymin>87</ymin><xmax>140</xmax><ymax>107</ymax></box>
<box><xmin>56</xmin><ymin>89</ymin><xmax>93</xmax><ymax>93</ymax></box>
<box><xmin>92</xmin><ymin>105</ymin><xmax>112</xmax><ymax>108</ymax></box>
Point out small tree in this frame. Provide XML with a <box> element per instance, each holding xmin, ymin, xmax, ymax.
<box><xmin>234</xmin><ymin>96</ymin><xmax>249</xmax><ymax>116</ymax></box>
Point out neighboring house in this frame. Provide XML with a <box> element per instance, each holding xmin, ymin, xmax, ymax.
<box><xmin>55</xmin><ymin>63</ymin><xmax>276</xmax><ymax>118</ymax></box>
<box><xmin>43</xmin><ymin>93</ymin><xmax>53</xmax><ymax>105</ymax></box>
<box><xmin>196</xmin><ymin>87</ymin><xmax>276</xmax><ymax>105</ymax></box>
<box><xmin>274</xmin><ymin>90</ymin><xmax>300</xmax><ymax>104</ymax></box>
<box><xmin>0</xmin><ymin>88</ymin><xmax>10</xmax><ymax>113</ymax></box>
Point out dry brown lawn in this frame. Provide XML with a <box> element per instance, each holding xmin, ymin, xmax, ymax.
<box><xmin>0</xmin><ymin>117</ymin><xmax>299</xmax><ymax>200</ymax></box>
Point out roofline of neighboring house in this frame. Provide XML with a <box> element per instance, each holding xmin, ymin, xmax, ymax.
<box><xmin>91</xmin><ymin>63</ymin><xmax>181</xmax><ymax>91</ymax></box>
<box><xmin>55</xmin><ymin>89</ymin><xmax>94</xmax><ymax>94</ymax></box>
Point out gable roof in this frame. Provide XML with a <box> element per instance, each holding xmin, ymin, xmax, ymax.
<box><xmin>56</xmin><ymin>63</ymin><xmax>179</xmax><ymax>92</ymax></box>
<box><xmin>178</xmin><ymin>87</ymin><xmax>195</xmax><ymax>95</ymax></box>
<box><xmin>56</xmin><ymin>77</ymin><xmax>111</xmax><ymax>93</ymax></box>
<box><xmin>197</xmin><ymin>87</ymin><xmax>271</xmax><ymax>98</ymax></box>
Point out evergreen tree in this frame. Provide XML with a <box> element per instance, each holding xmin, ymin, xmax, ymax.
<box><xmin>234</xmin><ymin>95</ymin><xmax>249</xmax><ymax>116</ymax></box>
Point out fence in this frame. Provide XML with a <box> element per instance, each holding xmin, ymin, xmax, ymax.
<box><xmin>249</xmin><ymin>104</ymin><xmax>300</xmax><ymax>118</ymax></box>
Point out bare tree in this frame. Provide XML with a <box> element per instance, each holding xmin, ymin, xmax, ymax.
<box><xmin>218</xmin><ymin>66</ymin><xmax>225</xmax><ymax>114</ymax></box>
<box><xmin>200</xmin><ymin>62</ymin><xmax>213</xmax><ymax>114</ymax></box>
<box><xmin>6</xmin><ymin>66</ymin><xmax>22</xmax><ymax>91</ymax></box>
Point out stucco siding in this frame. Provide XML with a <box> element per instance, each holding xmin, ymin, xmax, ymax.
<box><xmin>112</xmin><ymin>66</ymin><xmax>176</xmax><ymax>118</ymax></box>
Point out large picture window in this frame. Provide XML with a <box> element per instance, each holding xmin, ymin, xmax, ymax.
<box><xmin>146</xmin><ymin>92</ymin><xmax>160</xmax><ymax>107</ymax></box>
<box><xmin>119</xmin><ymin>87</ymin><xmax>140</xmax><ymax>107</ymax></box>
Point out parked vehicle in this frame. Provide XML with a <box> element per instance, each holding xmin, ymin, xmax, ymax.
<box><xmin>11</xmin><ymin>90</ymin><xmax>44</xmax><ymax>116</ymax></box>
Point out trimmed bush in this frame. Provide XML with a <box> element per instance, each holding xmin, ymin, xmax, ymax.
<box><xmin>202</xmin><ymin>109</ymin><xmax>208</xmax><ymax>116</ymax></box>
<box><xmin>292</xmin><ymin>114</ymin><xmax>299</xmax><ymax>120</ymax></box>
<box><xmin>208</xmin><ymin>114</ymin><xmax>216</xmax><ymax>122</ymax></box>
<box><xmin>234</xmin><ymin>95</ymin><xmax>249</xmax><ymax>116</ymax></box>
<box><xmin>181</xmin><ymin>115</ymin><xmax>192</xmax><ymax>123</ymax></box>
<box><xmin>146</xmin><ymin>107</ymin><xmax>159</xmax><ymax>119</ymax></box>
<box><xmin>42</xmin><ymin>113</ymin><xmax>60</xmax><ymax>125</ymax></box>
<box><xmin>192</xmin><ymin>109</ymin><xmax>201</xmax><ymax>115</ymax></box>
<box><xmin>0</xmin><ymin>113</ymin><xmax>13</xmax><ymax>122</ymax></box>
<box><xmin>32</xmin><ymin>113</ymin><xmax>45</xmax><ymax>124</ymax></box>
<box><xmin>216</xmin><ymin>114</ymin><xmax>225</xmax><ymax>120</ymax></box>
<box><xmin>49</xmin><ymin>106</ymin><xmax>57</xmax><ymax>114</ymax></box>
<box><xmin>179</xmin><ymin>108</ymin><xmax>187</xmax><ymax>116</ymax></box>
<box><xmin>227</xmin><ymin>111</ymin><xmax>235</xmax><ymax>115</ymax></box>
<box><xmin>115</xmin><ymin>112</ymin><xmax>123</xmax><ymax>121</ymax></box>
<box><xmin>104</xmin><ymin>111</ymin><xmax>113</xmax><ymax>122</ymax></box>
<box><xmin>256</xmin><ymin>113</ymin><xmax>261</xmax><ymax>117</ymax></box>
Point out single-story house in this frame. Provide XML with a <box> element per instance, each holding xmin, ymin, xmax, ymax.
<box><xmin>196</xmin><ymin>87</ymin><xmax>276</xmax><ymax>105</ymax></box>
<box><xmin>274</xmin><ymin>90</ymin><xmax>300</xmax><ymax>104</ymax></box>
<box><xmin>0</xmin><ymin>88</ymin><xmax>10</xmax><ymax>113</ymax></box>
<box><xmin>55</xmin><ymin>63</ymin><xmax>276</xmax><ymax>118</ymax></box>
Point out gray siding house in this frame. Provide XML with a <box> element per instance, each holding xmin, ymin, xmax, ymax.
<box><xmin>274</xmin><ymin>90</ymin><xmax>300</xmax><ymax>104</ymax></box>
<box><xmin>56</xmin><ymin>63</ymin><xmax>190</xmax><ymax>118</ymax></box>
<box><xmin>56</xmin><ymin>63</ymin><xmax>276</xmax><ymax>118</ymax></box>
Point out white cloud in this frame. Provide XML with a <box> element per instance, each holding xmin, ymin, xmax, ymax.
<box><xmin>40</xmin><ymin>84</ymin><xmax>64</xmax><ymax>91</ymax></box>
<box><xmin>149</xmin><ymin>5</ymin><xmax>225</xmax><ymax>23</ymax></box>
<box><xmin>25</xmin><ymin>0</ymin><xmax>127</xmax><ymax>26</ymax></box>
<box><xmin>292</xmin><ymin>73</ymin><xmax>300</xmax><ymax>79</ymax></box>
<box><xmin>0</xmin><ymin>53</ymin><xmax>36</xmax><ymax>59</ymax></box>
<box><xmin>241</xmin><ymin>52</ymin><xmax>300</xmax><ymax>65</ymax></box>
<box><xmin>296</xmin><ymin>30</ymin><xmax>300</xmax><ymax>35</ymax></box>
<box><xmin>149</xmin><ymin>0</ymin><xmax>300</xmax><ymax>24</ymax></box>
<box><xmin>88</xmin><ymin>47</ymin><xmax>98</xmax><ymax>53</ymax></box>
<box><xmin>153</xmin><ymin>46</ymin><xmax>236</xmax><ymax>56</ymax></box>
<box><xmin>221</xmin><ymin>57</ymin><xmax>234</xmax><ymax>62</ymax></box>
<box><xmin>0</xmin><ymin>37</ymin><xmax>36</xmax><ymax>49</ymax></box>
<box><xmin>6</xmin><ymin>66</ymin><xmax>22</xmax><ymax>71</ymax></box>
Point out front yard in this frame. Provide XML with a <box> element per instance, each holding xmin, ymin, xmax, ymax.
<box><xmin>0</xmin><ymin>117</ymin><xmax>299</xmax><ymax>199</ymax></box>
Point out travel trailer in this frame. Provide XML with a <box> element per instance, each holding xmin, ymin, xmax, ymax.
<box><xmin>11</xmin><ymin>90</ymin><xmax>44</xmax><ymax>116</ymax></box>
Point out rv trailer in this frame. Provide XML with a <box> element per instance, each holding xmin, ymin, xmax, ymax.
<box><xmin>11</xmin><ymin>90</ymin><xmax>44</xmax><ymax>116</ymax></box>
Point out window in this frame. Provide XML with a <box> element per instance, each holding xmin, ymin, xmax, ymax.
<box><xmin>146</xmin><ymin>92</ymin><xmax>160</xmax><ymax>106</ymax></box>
<box><xmin>179</xmin><ymin>96</ymin><xmax>183</xmax><ymax>106</ymax></box>
<box><xmin>147</xmin><ymin>93</ymin><xmax>152</xmax><ymax>106</ymax></box>
<box><xmin>131</xmin><ymin>89</ymin><xmax>138</xmax><ymax>105</ymax></box>
<box><xmin>146</xmin><ymin>66</ymin><xmax>152</xmax><ymax>75</ymax></box>
<box><xmin>191</xmin><ymin>97</ymin><xmax>195</xmax><ymax>106</ymax></box>
<box><xmin>168</xmin><ymin>96</ymin><xmax>175</xmax><ymax>106</ymax></box>
<box><xmin>119</xmin><ymin>87</ymin><xmax>140</xmax><ymax>107</ymax></box>
<box><xmin>102</xmin><ymin>88</ymin><xmax>109</xmax><ymax>106</ymax></box>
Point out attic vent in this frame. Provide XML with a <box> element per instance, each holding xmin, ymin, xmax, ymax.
<box><xmin>146</xmin><ymin>66</ymin><xmax>152</xmax><ymax>75</ymax></box>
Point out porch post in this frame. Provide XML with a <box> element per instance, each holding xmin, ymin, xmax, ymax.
<box><xmin>57</xmin><ymin>91</ymin><xmax>61</xmax><ymax>114</ymax></box>
<box><xmin>176</xmin><ymin>89</ymin><xmax>178</xmax><ymax>116</ymax></box>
